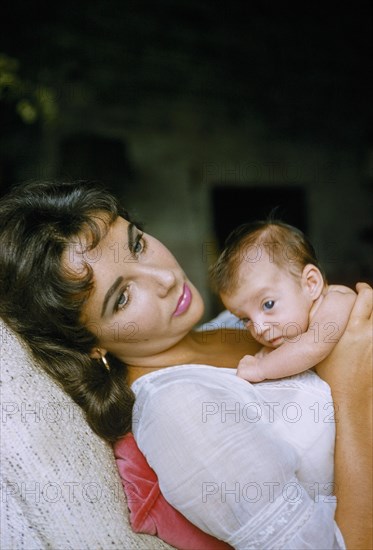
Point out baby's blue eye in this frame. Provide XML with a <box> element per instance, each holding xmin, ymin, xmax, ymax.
<box><xmin>263</xmin><ymin>300</ymin><xmax>275</xmax><ymax>310</ymax></box>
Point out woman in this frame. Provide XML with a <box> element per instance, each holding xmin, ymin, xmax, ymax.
<box><xmin>0</xmin><ymin>180</ymin><xmax>371</xmax><ymax>549</ymax></box>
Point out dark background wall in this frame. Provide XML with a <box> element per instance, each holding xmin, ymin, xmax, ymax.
<box><xmin>1</xmin><ymin>1</ymin><xmax>372</xmax><ymax>318</ymax></box>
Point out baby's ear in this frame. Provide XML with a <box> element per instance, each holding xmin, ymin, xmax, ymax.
<box><xmin>301</xmin><ymin>264</ymin><xmax>324</xmax><ymax>300</ymax></box>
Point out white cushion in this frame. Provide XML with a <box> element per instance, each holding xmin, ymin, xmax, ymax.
<box><xmin>0</xmin><ymin>318</ymin><xmax>174</xmax><ymax>549</ymax></box>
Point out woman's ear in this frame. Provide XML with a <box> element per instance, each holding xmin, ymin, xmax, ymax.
<box><xmin>301</xmin><ymin>264</ymin><xmax>324</xmax><ymax>301</ymax></box>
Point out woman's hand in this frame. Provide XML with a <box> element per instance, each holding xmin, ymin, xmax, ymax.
<box><xmin>316</xmin><ymin>282</ymin><xmax>372</xmax><ymax>395</ymax></box>
<box><xmin>316</xmin><ymin>282</ymin><xmax>372</xmax><ymax>550</ymax></box>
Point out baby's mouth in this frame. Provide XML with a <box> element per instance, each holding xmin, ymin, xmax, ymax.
<box><xmin>267</xmin><ymin>336</ymin><xmax>283</xmax><ymax>346</ymax></box>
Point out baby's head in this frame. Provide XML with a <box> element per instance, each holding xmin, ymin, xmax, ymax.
<box><xmin>210</xmin><ymin>220</ymin><xmax>327</xmax><ymax>348</ymax></box>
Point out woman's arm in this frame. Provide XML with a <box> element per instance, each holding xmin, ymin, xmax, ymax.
<box><xmin>316</xmin><ymin>283</ymin><xmax>373</xmax><ymax>550</ymax></box>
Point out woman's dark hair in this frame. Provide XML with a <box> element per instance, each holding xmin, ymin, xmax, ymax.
<box><xmin>210</xmin><ymin>219</ymin><xmax>326</xmax><ymax>294</ymax></box>
<box><xmin>0</xmin><ymin>180</ymin><xmax>135</xmax><ymax>441</ymax></box>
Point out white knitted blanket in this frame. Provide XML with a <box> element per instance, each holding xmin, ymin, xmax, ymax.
<box><xmin>0</xmin><ymin>318</ymin><xmax>174</xmax><ymax>549</ymax></box>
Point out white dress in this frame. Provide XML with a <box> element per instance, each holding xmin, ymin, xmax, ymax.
<box><xmin>132</xmin><ymin>365</ymin><xmax>345</xmax><ymax>550</ymax></box>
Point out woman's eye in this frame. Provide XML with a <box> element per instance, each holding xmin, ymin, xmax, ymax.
<box><xmin>116</xmin><ymin>289</ymin><xmax>129</xmax><ymax>311</ymax></box>
<box><xmin>133</xmin><ymin>233</ymin><xmax>145</xmax><ymax>255</ymax></box>
<box><xmin>263</xmin><ymin>300</ymin><xmax>275</xmax><ymax>311</ymax></box>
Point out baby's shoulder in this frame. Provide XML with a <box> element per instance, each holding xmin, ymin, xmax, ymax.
<box><xmin>326</xmin><ymin>284</ymin><xmax>356</xmax><ymax>296</ymax></box>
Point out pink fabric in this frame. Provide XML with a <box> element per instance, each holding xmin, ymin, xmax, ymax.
<box><xmin>114</xmin><ymin>433</ymin><xmax>232</xmax><ymax>550</ymax></box>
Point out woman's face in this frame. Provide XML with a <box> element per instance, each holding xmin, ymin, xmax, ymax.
<box><xmin>64</xmin><ymin>216</ymin><xmax>204</xmax><ymax>363</ymax></box>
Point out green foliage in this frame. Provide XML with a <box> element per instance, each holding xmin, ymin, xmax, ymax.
<box><xmin>0</xmin><ymin>53</ymin><xmax>58</xmax><ymax>124</ymax></box>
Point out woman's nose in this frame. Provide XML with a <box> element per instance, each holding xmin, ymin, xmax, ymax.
<box><xmin>151</xmin><ymin>267</ymin><xmax>177</xmax><ymax>296</ymax></box>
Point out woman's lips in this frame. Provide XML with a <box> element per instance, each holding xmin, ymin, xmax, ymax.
<box><xmin>173</xmin><ymin>283</ymin><xmax>192</xmax><ymax>316</ymax></box>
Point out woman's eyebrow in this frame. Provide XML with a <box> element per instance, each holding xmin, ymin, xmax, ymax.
<box><xmin>101</xmin><ymin>276</ymin><xmax>124</xmax><ymax>317</ymax></box>
<box><xmin>100</xmin><ymin>222</ymin><xmax>135</xmax><ymax>317</ymax></box>
<box><xmin>128</xmin><ymin>222</ymin><xmax>135</xmax><ymax>251</ymax></box>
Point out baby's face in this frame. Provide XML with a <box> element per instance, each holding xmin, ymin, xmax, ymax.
<box><xmin>220</xmin><ymin>254</ymin><xmax>314</xmax><ymax>348</ymax></box>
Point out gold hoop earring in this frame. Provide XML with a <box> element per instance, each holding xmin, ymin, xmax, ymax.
<box><xmin>97</xmin><ymin>349</ymin><xmax>110</xmax><ymax>372</ymax></box>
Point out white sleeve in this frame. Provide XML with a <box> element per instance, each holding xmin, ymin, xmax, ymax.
<box><xmin>132</xmin><ymin>366</ymin><xmax>345</xmax><ymax>550</ymax></box>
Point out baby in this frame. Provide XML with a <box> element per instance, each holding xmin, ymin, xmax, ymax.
<box><xmin>210</xmin><ymin>220</ymin><xmax>356</xmax><ymax>382</ymax></box>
